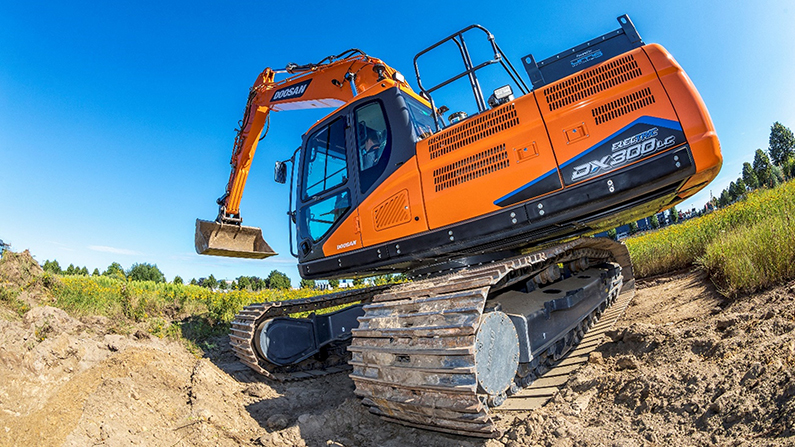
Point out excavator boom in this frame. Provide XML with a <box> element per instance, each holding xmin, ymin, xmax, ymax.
<box><xmin>196</xmin><ymin>51</ymin><xmax>408</xmax><ymax>258</ymax></box>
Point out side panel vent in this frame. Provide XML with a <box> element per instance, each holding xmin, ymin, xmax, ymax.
<box><xmin>592</xmin><ymin>87</ymin><xmax>655</xmax><ymax>125</ymax></box>
<box><xmin>433</xmin><ymin>144</ymin><xmax>509</xmax><ymax>192</ymax></box>
<box><xmin>543</xmin><ymin>54</ymin><xmax>641</xmax><ymax>112</ymax></box>
<box><xmin>373</xmin><ymin>190</ymin><xmax>411</xmax><ymax>231</ymax></box>
<box><xmin>427</xmin><ymin>104</ymin><xmax>518</xmax><ymax>160</ymax></box>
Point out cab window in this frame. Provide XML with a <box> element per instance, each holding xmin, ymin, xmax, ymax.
<box><xmin>302</xmin><ymin>117</ymin><xmax>347</xmax><ymax>199</ymax></box>
<box><xmin>404</xmin><ymin>94</ymin><xmax>436</xmax><ymax>140</ymax></box>
<box><xmin>355</xmin><ymin>101</ymin><xmax>391</xmax><ymax>193</ymax></box>
<box><xmin>299</xmin><ymin>190</ymin><xmax>351</xmax><ymax>242</ymax></box>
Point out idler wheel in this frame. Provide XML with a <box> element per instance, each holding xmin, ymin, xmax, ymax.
<box><xmin>474</xmin><ymin>311</ymin><xmax>520</xmax><ymax>402</ymax></box>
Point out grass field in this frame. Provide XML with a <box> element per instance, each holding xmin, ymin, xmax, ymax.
<box><xmin>627</xmin><ymin>180</ymin><xmax>795</xmax><ymax>296</ymax></box>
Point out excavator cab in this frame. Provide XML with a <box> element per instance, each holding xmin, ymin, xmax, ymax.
<box><xmin>292</xmin><ymin>88</ymin><xmax>423</xmax><ymax>264</ymax></box>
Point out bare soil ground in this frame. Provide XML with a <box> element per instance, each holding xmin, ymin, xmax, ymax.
<box><xmin>2</xmin><ymin>253</ymin><xmax>795</xmax><ymax>446</ymax></box>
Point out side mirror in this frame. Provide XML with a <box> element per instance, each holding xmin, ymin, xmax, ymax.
<box><xmin>274</xmin><ymin>161</ymin><xmax>287</xmax><ymax>184</ymax></box>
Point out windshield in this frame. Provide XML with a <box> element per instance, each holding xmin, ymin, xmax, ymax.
<box><xmin>403</xmin><ymin>94</ymin><xmax>436</xmax><ymax>140</ymax></box>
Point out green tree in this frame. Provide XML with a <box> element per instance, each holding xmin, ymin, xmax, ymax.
<box><xmin>43</xmin><ymin>260</ymin><xmax>62</xmax><ymax>275</ymax></box>
<box><xmin>649</xmin><ymin>214</ymin><xmax>660</xmax><ymax>230</ymax></box>
<box><xmin>753</xmin><ymin>149</ymin><xmax>774</xmax><ymax>187</ymax></box>
<box><xmin>65</xmin><ymin>264</ymin><xmax>77</xmax><ymax>275</ymax></box>
<box><xmin>237</xmin><ymin>276</ymin><xmax>252</xmax><ymax>291</ymax></box>
<box><xmin>783</xmin><ymin>157</ymin><xmax>795</xmax><ymax>180</ymax></box>
<box><xmin>328</xmin><ymin>278</ymin><xmax>340</xmax><ymax>289</ymax></box>
<box><xmin>729</xmin><ymin>178</ymin><xmax>747</xmax><ymax>201</ymax></box>
<box><xmin>104</xmin><ymin>262</ymin><xmax>126</xmax><ymax>280</ymax></box>
<box><xmin>218</xmin><ymin>280</ymin><xmax>228</xmax><ymax>290</ymax></box>
<box><xmin>607</xmin><ymin>229</ymin><xmax>617</xmax><ymax>240</ymax></box>
<box><xmin>79</xmin><ymin>266</ymin><xmax>89</xmax><ymax>276</ymax></box>
<box><xmin>718</xmin><ymin>189</ymin><xmax>731</xmax><ymax>207</ymax></box>
<box><xmin>668</xmin><ymin>205</ymin><xmax>679</xmax><ymax>223</ymax></box>
<box><xmin>267</xmin><ymin>270</ymin><xmax>291</xmax><ymax>289</ymax></box>
<box><xmin>768</xmin><ymin>121</ymin><xmax>795</xmax><ymax>166</ymax></box>
<box><xmin>741</xmin><ymin>162</ymin><xmax>759</xmax><ymax>190</ymax></box>
<box><xmin>771</xmin><ymin>165</ymin><xmax>785</xmax><ymax>185</ymax></box>
<box><xmin>127</xmin><ymin>263</ymin><xmax>165</xmax><ymax>283</ymax></box>
<box><xmin>628</xmin><ymin>221</ymin><xmax>638</xmax><ymax>234</ymax></box>
<box><xmin>300</xmin><ymin>278</ymin><xmax>316</xmax><ymax>289</ymax></box>
<box><xmin>173</xmin><ymin>275</ymin><xmax>183</xmax><ymax>285</ymax></box>
<box><xmin>92</xmin><ymin>268</ymin><xmax>100</xmax><ymax>276</ymax></box>
<box><xmin>190</xmin><ymin>278</ymin><xmax>198</xmax><ymax>286</ymax></box>
<box><xmin>252</xmin><ymin>276</ymin><xmax>266</xmax><ymax>291</ymax></box>
<box><xmin>205</xmin><ymin>275</ymin><xmax>218</xmax><ymax>289</ymax></box>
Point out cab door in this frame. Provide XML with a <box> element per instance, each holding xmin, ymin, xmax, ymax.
<box><xmin>295</xmin><ymin>115</ymin><xmax>361</xmax><ymax>260</ymax></box>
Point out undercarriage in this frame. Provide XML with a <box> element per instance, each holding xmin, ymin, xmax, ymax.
<box><xmin>230</xmin><ymin>237</ymin><xmax>634</xmax><ymax>437</ymax></box>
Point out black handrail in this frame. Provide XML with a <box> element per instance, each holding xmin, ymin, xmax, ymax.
<box><xmin>413</xmin><ymin>24</ymin><xmax>529</xmax><ymax>132</ymax></box>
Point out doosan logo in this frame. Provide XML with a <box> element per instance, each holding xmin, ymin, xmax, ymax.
<box><xmin>337</xmin><ymin>240</ymin><xmax>357</xmax><ymax>250</ymax></box>
<box><xmin>271</xmin><ymin>80</ymin><xmax>312</xmax><ymax>101</ymax></box>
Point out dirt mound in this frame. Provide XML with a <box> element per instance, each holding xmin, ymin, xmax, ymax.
<box><xmin>0</xmin><ymin>250</ymin><xmax>43</xmax><ymax>287</ymax></box>
<box><xmin>0</xmin><ymin>250</ymin><xmax>58</xmax><ymax>310</ymax></box>
<box><xmin>1</xmin><ymin>269</ymin><xmax>794</xmax><ymax>446</ymax></box>
<box><xmin>491</xmin><ymin>271</ymin><xmax>795</xmax><ymax>446</ymax></box>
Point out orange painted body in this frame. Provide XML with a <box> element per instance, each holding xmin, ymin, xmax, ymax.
<box><xmin>318</xmin><ymin>44</ymin><xmax>720</xmax><ymax>258</ymax></box>
<box><xmin>207</xmin><ymin>42</ymin><xmax>720</xmax><ymax>270</ymax></box>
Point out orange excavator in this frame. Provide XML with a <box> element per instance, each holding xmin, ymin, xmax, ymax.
<box><xmin>196</xmin><ymin>16</ymin><xmax>721</xmax><ymax>437</ymax></box>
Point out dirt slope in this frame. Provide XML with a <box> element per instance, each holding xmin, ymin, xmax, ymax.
<box><xmin>1</xmin><ymin>259</ymin><xmax>794</xmax><ymax>446</ymax></box>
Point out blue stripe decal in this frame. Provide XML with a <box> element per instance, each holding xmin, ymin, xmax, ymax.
<box><xmin>493</xmin><ymin>167</ymin><xmax>558</xmax><ymax>206</ymax></box>
<box><xmin>559</xmin><ymin>116</ymin><xmax>683</xmax><ymax>169</ymax></box>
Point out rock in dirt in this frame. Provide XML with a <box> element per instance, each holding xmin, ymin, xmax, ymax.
<box><xmin>23</xmin><ymin>305</ymin><xmax>82</xmax><ymax>334</ymax></box>
<box><xmin>588</xmin><ymin>351</ymin><xmax>605</xmax><ymax>364</ymax></box>
<box><xmin>267</xmin><ymin>414</ymin><xmax>290</xmax><ymax>431</ymax></box>
<box><xmin>616</xmin><ymin>356</ymin><xmax>638</xmax><ymax>370</ymax></box>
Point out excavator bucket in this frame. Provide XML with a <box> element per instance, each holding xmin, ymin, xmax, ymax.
<box><xmin>194</xmin><ymin>219</ymin><xmax>277</xmax><ymax>259</ymax></box>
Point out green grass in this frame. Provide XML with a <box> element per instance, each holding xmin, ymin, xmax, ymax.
<box><xmin>0</xmin><ymin>285</ymin><xmax>29</xmax><ymax>317</ymax></box>
<box><xmin>47</xmin><ymin>275</ymin><xmax>333</xmax><ymax>351</ymax></box>
<box><xmin>626</xmin><ymin>180</ymin><xmax>795</xmax><ymax>296</ymax></box>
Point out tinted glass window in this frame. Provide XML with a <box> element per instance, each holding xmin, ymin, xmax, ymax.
<box><xmin>299</xmin><ymin>190</ymin><xmax>351</xmax><ymax>242</ymax></box>
<box><xmin>404</xmin><ymin>95</ymin><xmax>436</xmax><ymax>140</ymax></box>
<box><xmin>302</xmin><ymin>118</ymin><xmax>347</xmax><ymax>199</ymax></box>
<box><xmin>355</xmin><ymin>102</ymin><xmax>391</xmax><ymax>193</ymax></box>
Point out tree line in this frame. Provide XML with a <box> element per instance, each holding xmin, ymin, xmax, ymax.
<box><xmin>716</xmin><ymin>121</ymin><xmax>795</xmax><ymax>207</ymax></box>
<box><xmin>608</xmin><ymin>121</ymin><xmax>795</xmax><ymax>240</ymax></box>
<box><xmin>41</xmin><ymin>259</ymin><xmax>295</xmax><ymax>291</ymax></box>
<box><xmin>38</xmin><ymin>256</ymin><xmax>407</xmax><ymax>292</ymax></box>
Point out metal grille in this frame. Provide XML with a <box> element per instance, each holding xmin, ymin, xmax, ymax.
<box><xmin>592</xmin><ymin>87</ymin><xmax>655</xmax><ymax>125</ymax></box>
<box><xmin>373</xmin><ymin>190</ymin><xmax>411</xmax><ymax>231</ymax></box>
<box><xmin>433</xmin><ymin>144</ymin><xmax>509</xmax><ymax>192</ymax></box>
<box><xmin>543</xmin><ymin>54</ymin><xmax>641</xmax><ymax>112</ymax></box>
<box><xmin>427</xmin><ymin>105</ymin><xmax>518</xmax><ymax>160</ymax></box>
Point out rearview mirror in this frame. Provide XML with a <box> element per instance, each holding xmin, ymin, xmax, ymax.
<box><xmin>274</xmin><ymin>161</ymin><xmax>287</xmax><ymax>184</ymax></box>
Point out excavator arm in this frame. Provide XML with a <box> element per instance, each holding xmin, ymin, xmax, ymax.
<box><xmin>196</xmin><ymin>50</ymin><xmax>405</xmax><ymax>258</ymax></box>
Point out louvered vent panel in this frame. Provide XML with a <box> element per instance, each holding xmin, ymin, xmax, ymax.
<box><xmin>433</xmin><ymin>144</ymin><xmax>509</xmax><ymax>192</ymax></box>
<box><xmin>373</xmin><ymin>190</ymin><xmax>411</xmax><ymax>231</ymax></box>
<box><xmin>592</xmin><ymin>87</ymin><xmax>655</xmax><ymax>125</ymax></box>
<box><xmin>427</xmin><ymin>104</ymin><xmax>518</xmax><ymax>160</ymax></box>
<box><xmin>543</xmin><ymin>54</ymin><xmax>642</xmax><ymax>112</ymax></box>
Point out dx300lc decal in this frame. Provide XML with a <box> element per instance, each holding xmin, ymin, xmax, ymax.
<box><xmin>571</xmin><ymin>128</ymin><xmax>676</xmax><ymax>182</ymax></box>
<box><xmin>562</xmin><ymin>117</ymin><xmax>685</xmax><ymax>185</ymax></box>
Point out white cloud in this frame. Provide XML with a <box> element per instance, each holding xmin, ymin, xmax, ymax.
<box><xmin>88</xmin><ymin>245</ymin><xmax>143</xmax><ymax>256</ymax></box>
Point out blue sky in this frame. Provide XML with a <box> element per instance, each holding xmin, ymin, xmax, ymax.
<box><xmin>2</xmin><ymin>1</ymin><xmax>794</xmax><ymax>286</ymax></box>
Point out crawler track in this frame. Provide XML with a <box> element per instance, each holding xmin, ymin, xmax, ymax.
<box><xmin>348</xmin><ymin>238</ymin><xmax>631</xmax><ymax>437</ymax></box>
<box><xmin>230</xmin><ymin>238</ymin><xmax>633</xmax><ymax>436</ymax></box>
<box><xmin>229</xmin><ymin>285</ymin><xmax>389</xmax><ymax>381</ymax></box>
